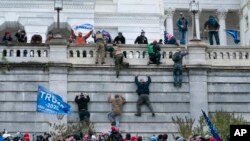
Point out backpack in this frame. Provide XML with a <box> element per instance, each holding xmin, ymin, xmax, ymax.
<box><xmin>147</xmin><ymin>44</ymin><xmax>154</xmax><ymax>55</ymax></box>
<box><xmin>110</xmin><ymin>132</ymin><xmax>123</xmax><ymax>141</ymax></box>
<box><xmin>172</xmin><ymin>52</ymin><xmax>181</xmax><ymax>62</ymax></box>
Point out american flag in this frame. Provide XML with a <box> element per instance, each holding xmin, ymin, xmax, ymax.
<box><xmin>202</xmin><ymin>110</ymin><xmax>222</xmax><ymax>141</ymax></box>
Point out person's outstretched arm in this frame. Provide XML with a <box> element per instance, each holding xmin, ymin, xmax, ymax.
<box><xmin>84</xmin><ymin>30</ymin><xmax>93</xmax><ymax>40</ymax></box>
<box><xmin>86</xmin><ymin>94</ymin><xmax>90</xmax><ymax>102</ymax></box>
<box><xmin>147</xmin><ymin>76</ymin><xmax>151</xmax><ymax>84</ymax></box>
<box><xmin>135</xmin><ymin>76</ymin><xmax>139</xmax><ymax>85</ymax></box>
<box><xmin>74</xmin><ymin>95</ymin><xmax>79</xmax><ymax>103</ymax></box>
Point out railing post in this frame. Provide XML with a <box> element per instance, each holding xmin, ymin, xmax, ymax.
<box><xmin>48</xmin><ymin>38</ymin><xmax>68</xmax><ymax>126</ymax></box>
<box><xmin>187</xmin><ymin>40</ymin><xmax>209</xmax><ymax>127</ymax></box>
<box><xmin>49</xmin><ymin>38</ymin><xmax>68</xmax><ymax>63</ymax></box>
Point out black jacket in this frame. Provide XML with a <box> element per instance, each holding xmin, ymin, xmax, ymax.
<box><xmin>134</xmin><ymin>35</ymin><xmax>148</xmax><ymax>44</ymax></box>
<box><xmin>153</xmin><ymin>44</ymin><xmax>161</xmax><ymax>53</ymax></box>
<box><xmin>114</xmin><ymin>36</ymin><xmax>126</xmax><ymax>44</ymax></box>
<box><xmin>75</xmin><ymin>95</ymin><xmax>90</xmax><ymax>110</ymax></box>
<box><xmin>135</xmin><ymin>76</ymin><xmax>151</xmax><ymax>95</ymax></box>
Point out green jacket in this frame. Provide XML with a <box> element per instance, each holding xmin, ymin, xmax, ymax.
<box><xmin>176</xmin><ymin>18</ymin><xmax>188</xmax><ymax>31</ymax></box>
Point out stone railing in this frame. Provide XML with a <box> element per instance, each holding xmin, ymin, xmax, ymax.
<box><xmin>2</xmin><ymin>42</ymin><xmax>250</xmax><ymax>68</ymax></box>
<box><xmin>0</xmin><ymin>44</ymin><xmax>50</xmax><ymax>63</ymax></box>
<box><xmin>67</xmin><ymin>44</ymin><xmax>180</xmax><ymax>65</ymax></box>
<box><xmin>206</xmin><ymin>46</ymin><xmax>250</xmax><ymax>67</ymax></box>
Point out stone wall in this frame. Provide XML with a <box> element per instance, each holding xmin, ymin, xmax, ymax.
<box><xmin>1</xmin><ymin>41</ymin><xmax>250</xmax><ymax>141</ymax></box>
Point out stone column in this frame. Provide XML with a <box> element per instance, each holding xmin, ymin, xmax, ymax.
<box><xmin>165</xmin><ymin>7</ymin><xmax>175</xmax><ymax>35</ymax></box>
<box><xmin>187</xmin><ymin>40</ymin><xmax>208</xmax><ymax>126</ymax></box>
<box><xmin>239</xmin><ymin>11</ymin><xmax>245</xmax><ymax>46</ymax></box>
<box><xmin>195</xmin><ymin>11</ymin><xmax>201</xmax><ymax>39</ymax></box>
<box><xmin>48</xmin><ymin>38</ymin><xmax>68</xmax><ymax>125</ymax></box>
<box><xmin>217</xmin><ymin>9</ymin><xmax>228</xmax><ymax>46</ymax></box>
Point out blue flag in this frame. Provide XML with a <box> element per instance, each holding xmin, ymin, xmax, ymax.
<box><xmin>101</xmin><ymin>29</ymin><xmax>112</xmax><ymax>43</ymax></box>
<box><xmin>202</xmin><ymin>110</ymin><xmax>222</xmax><ymax>141</ymax></box>
<box><xmin>36</xmin><ymin>85</ymin><xmax>71</xmax><ymax>115</ymax></box>
<box><xmin>73</xmin><ymin>23</ymin><xmax>93</xmax><ymax>30</ymax></box>
<box><xmin>225</xmin><ymin>29</ymin><xmax>240</xmax><ymax>44</ymax></box>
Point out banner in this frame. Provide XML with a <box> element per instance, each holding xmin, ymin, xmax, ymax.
<box><xmin>72</xmin><ymin>23</ymin><xmax>94</xmax><ymax>35</ymax></box>
<box><xmin>36</xmin><ymin>85</ymin><xmax>71</xmax><ymax>115</ymax></box>
<box><xmin>202</xmin><ymin>110</ymin><xmax>222</xmax><ymax>141</ymax></box>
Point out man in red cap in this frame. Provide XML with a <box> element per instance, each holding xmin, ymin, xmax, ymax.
<box><xmin>148</xmin><ymin>40</ymin><xmax>161</xmax><ymax>65</ymax></box>
<box><xmin>110</xmin><ymin>126</ymin><xmax>123</xmax><ymax>141</ymax></box>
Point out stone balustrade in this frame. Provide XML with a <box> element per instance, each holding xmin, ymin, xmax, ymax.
<box><xmin>206</xmin><ymin>46</ymin><xmax>250</xmax><ymax>67</ymax></box>
<box><xmin>68</xmin><ymin>44</ymin><xmax>179</xmax><ymax>65</ymax></box>
<box><xmin>0</xmin><ymin>44</ymin><xmax>50</xmax><ymax>63</ymax></box>
<box><xmin>1</xmin><ymin>43</ymin><xmax>250</xmax><ymax>67</ymax></box>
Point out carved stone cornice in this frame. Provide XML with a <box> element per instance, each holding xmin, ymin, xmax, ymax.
<box><xmin>165</xmin><ymin>7</ymin><xmax>175</xmax><ymax>18</ymax></box>
<box><xmin>94</xmin><ymin>16</ymin><xmax>159</xmax><ymax>25</ymax></box>
<box><xmin>0</xmin><ymin>0</ymin><xmax>95</xmax><ymax>10</ymax></box>
<box><xmin>217</xmin><ymin>9</ymin><xmax>228</xmax><ymax>20</ymax></box>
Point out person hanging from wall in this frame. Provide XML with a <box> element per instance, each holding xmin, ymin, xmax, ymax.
<box><xmin>108</xmin><ymin>44</ymin><xmax>129</xmax><ymax>78</ymax></box>
<box><xmin>134</xmin><ymin>75</ymin><xmax>155</xmax><ymax>117</ymax></box>
<box><xmin>164</xmin><ymin>31</ymin><xmax>179</xmax><ymax>46</ymax></box>
<box><xmin>15</xmin><ymin>29</ymin><xmax>27</xmax><ymax>43</ymax></box>
<box><xmin>204</xmin><ymin>16</ymin><xmax>220</xmax><ymax>45</ymax></box>
<box><xmin>176</xmin><ymin>12</ymin><xmax>188</xmax><ymax>45</ymax></box>
<box><xmin>75</xmin><ymin>92</ymin><xmax>90</xmax><ymax>121</ymax></box>
<box><xmin>148</xmin><ymin>40</ymin><xmax>162</xmax><ymax>65</ymax></box>
<box><xmin>94</xmin><ymin>31</ymin><xmax>106</xmax><ymax>64</ymax></box>
<box><xmin>114</xmin><ymin>32</ymin><xmax>126</xmax><ymax>44</ymax></box>
<box><xmin>134</xmin><ymin>30</ymin><xmax>148</xmax><ymax>44</ymax></box>
<box><xmin>172</xmin><ymin>48</ymin><xmax>188</xmax><ymax>87</ymax></box>
<box><xmin>107</xmin><ymin>94</ymin><xmax>126</xmax><ymax>127</ymax></box>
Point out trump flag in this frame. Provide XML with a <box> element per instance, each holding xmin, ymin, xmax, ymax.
<box><xmin>36</xmin><ymin>85</ymin><xmax>71</xmax><ymax>115</ymax></box>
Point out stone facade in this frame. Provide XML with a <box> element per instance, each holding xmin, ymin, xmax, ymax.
<box><xmin>1</xmin><ymin>41</ymin><xmax>250</xmax><ymax>140</ymax></box>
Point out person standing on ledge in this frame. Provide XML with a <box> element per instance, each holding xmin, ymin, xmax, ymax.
<box><xmin>134</xmin><ymin>30</ymin><xmax>148</xmax><ymax>44</ymax></box>
<box><xmin>176</xmin><ymin>12</ymin><xmax>188</xmax><ymax>45</ymax></box>
<box><xmin>172</xmin><ymin>48</ymin><xmax>188</xmax><ymax>87</ymax></box>
<box><xmin>75</xmin><ymin>93</ymin><xmax>90</xmax><ymax>121</ymax></box>
<box><xmin>134</xmin><ymin>75</ymin><xmax>155</xmax><ymax>117</ymax></box>
<box><xmin>204</xmin><ymin>15</ymin><xmax>220</xmax><ymax>45</ymax></box>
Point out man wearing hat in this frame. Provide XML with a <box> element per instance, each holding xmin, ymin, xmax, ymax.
<box><xmin>75</xmin><ymin>92</ymin><xmax>90</xmax><ymax>121</ymax></box>
<box><xmin>134</xmin><ymin>30</ymin><xmax>148</xmax><ymax>44</ymax></box>
<box><xmin>110</xmin><ymin>126</ymin><xmax>123</xmax><ymax>141</ymax></box>
<box><xmin>176</xmin><ymin>12</ymin><xmax>188</xmax><ymax>45</ymax></box>
<box><xmin>114</xmin><ymin>32</ymin><xmax>126</xmax><ymax>44</ymax></box>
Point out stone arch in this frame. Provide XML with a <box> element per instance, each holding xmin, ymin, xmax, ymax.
<box><xmin>46</xmin><ymin>22</ymin><xmax>71</xmax><ymax>42</ymax></box>
<box><xmin>0</xmin><ymin>21</ymin><xmax>26</xmax><ymax>43</ymax></box>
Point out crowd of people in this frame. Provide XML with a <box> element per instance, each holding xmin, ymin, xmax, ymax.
<box><xmin>0</xmin><ymin>14</ymin><xmax>224</xmax><ymax>141</ymax></box>
<box><xmin>0</xmin><ymin>128</ymin><xmax>230</xmax><ymax>141</ymax></box>
<box><xmin>0</xmin><ymin>14</ymin><xmax>220</xmax><ymax>46</ymax></box>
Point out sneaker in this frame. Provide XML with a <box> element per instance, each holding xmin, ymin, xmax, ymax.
<box><xmin>101</xmin><ymin>62</ymin><xmax>105</xmax><ymax>64</ymax></box>
<box><xmin>95</xmin><ymin>62</ymin><xmax>98</xmax><ymax>64</ymax></box>
<box><xmin>152</xmin><ymin>113</ymin><xmax>155</xmax><ymax>117</ymax></box>
<box><xmin>135</xmin><ymin>113</ymin><xmax>141</xmax><ymax>117</ymax></box>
